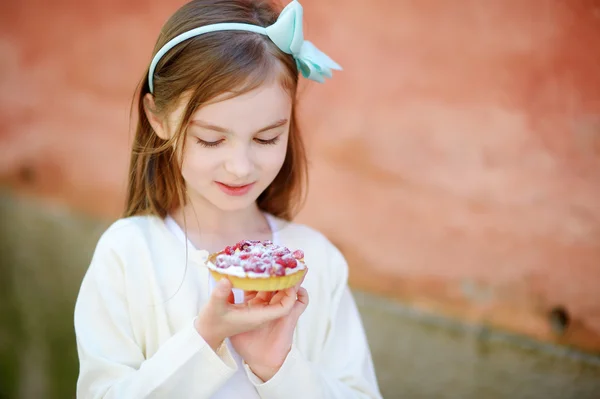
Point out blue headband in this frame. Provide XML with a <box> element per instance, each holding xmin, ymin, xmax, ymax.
<box><xmin>147</xmin><ymin>0</ymin><xmax>342</xmax><ymax>93</ymax></box>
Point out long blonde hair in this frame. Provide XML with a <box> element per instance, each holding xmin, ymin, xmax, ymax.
<box><xmin>124</xmin><ymin>0</ymin><xmax>308</xmax><ymax>221</ymax></box>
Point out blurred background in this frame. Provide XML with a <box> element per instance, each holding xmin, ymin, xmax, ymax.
<box><xmin>2</xmin><ymin>0</ymin><xmax>600</xmax><ymax>398</ymax></box>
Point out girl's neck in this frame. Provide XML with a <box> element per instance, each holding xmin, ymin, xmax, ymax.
<box><xmin>169</xmin><ymin>199</ymin><xmax>272</xmax><ymax>252</ymax></box>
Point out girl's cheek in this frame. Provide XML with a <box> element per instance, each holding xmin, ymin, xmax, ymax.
<box><xmin>186</xmin><ymin>150</ymin><xmax>225</xmax><ymax>170</ymax></box>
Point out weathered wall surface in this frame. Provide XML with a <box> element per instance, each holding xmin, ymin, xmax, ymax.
<box><xmin>2</xmin><ymin>0</ymin><xmax>600</xmax><ymax>355</ymax></box>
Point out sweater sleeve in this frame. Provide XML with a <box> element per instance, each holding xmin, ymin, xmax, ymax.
<box><xmin>74</xmin><ymin>233</ymin><xmax>237</xmax><ymax>399</ymax></box>
<box><xmin>243</xmin><ymin>244</ymin><xmax>383</xmax><ymax>399</ymax></box>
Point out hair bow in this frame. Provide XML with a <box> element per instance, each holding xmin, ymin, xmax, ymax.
<box><xmin>265</xmin><ymin>0</ymin><xmax>342</xmax><ymax>83</ymax></box>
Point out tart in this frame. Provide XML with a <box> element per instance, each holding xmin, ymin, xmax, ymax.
<box><xmin>206</xmin><ymin>240</ymin><xmax>307</xmax><ymax>291</ymax></box>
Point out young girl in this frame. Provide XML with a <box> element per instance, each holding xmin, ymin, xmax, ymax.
<box><xmin>74</xmin><ymin>0</ymin><xmax>382</xmax><ymax>397</ymax></box>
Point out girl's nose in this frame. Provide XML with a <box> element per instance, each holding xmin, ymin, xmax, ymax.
<box><xmin>223</xmin><ymin>144</ymin><xmax>254</xmax><ymax>178</ymax></box>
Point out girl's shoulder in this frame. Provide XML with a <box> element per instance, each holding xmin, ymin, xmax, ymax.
<box><xmin>86</xmin><ymin>214</ymin><xmax>183</xmax><ymax>280</ymax></box>
<box><xmin>92</xmin><ymin>214</ymin><xmax>170</xmax><ymax>255</ymax></box>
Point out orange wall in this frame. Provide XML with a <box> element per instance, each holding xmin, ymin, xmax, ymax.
<box><xmin>2</xmin><ymin>0</ymin><xmax>600</xmax><ymax>351</ymax></box>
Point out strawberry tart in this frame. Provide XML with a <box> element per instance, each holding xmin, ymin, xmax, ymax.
<box><xmin>206</xmin><ymin>240</ymin><xmax>307</xmax><ymax>291</ymax></box>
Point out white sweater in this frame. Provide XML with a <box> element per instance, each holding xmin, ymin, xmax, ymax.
<box><xmin>74</xmin><ymin>214</ymin><xmax>382</xmax><ymax>398</ymax></box>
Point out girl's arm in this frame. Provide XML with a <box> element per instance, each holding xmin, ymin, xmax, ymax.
<box><xmin>243</xmin><ymin>244</ymin><xmax>383</xmax><ymax>399</ymax></box>
<box><xmin>74</xmin><ymin>237</ymin><xmax>237</xmax><ymax>399</ymax></box>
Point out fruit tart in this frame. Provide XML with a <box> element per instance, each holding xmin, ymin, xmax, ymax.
<box><xmin>206</xmin><ymin>240</ymin><xmax>307</xmax><ymax>291</ymax></box>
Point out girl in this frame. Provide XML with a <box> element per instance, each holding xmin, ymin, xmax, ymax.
<box><xmin>74</xmin><ymin>0</ymin><xmax>382</xmax><ymax>398</ymax></box>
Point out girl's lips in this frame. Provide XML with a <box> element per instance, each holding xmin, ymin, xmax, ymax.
<box><xmin>216</xmin><ymin>182</ymin><xmax>255</xmax><ymax>196</ymax></box>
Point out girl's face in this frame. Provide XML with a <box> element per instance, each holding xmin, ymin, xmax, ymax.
<box><xmin>153</xmin><ymin>80</ymin><xmax>292</xmax><ymax>212</ymax></box>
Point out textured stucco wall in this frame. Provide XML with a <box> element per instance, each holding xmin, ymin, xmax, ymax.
<box><xmin>1</xmin><ymin>0</ymin><xmax>600</xmax><ymax>354</ymax></box>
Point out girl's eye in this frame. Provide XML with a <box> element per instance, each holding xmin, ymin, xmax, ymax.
<box><xmin>196</xmin><ymin>138</ymin><xmax>223</xmax><ymax>148</ymax></box>
<box><xmin>255</xmin><ymin>136</ymin><xmax>280</xmax><ymax>145</ymax></box>
<box><xmin>195</xmin><ymin>136</ymin><xmax>280</xmax><ymax>147</ymax></box>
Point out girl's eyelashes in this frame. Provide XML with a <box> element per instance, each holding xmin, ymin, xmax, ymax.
<box><xmin>195</xmin><ymin>136</ymin><xmax>281</xmax><ymax>148</ymax></box>
<box><xmin>254</xmin><ymin>136</ymin><xmax>280</xmax><ymax>145</ymax></box>
<box><xmin>196</xmin><ymin>138</ymin><xmax>222</xmax><ymax>148</ymax></box>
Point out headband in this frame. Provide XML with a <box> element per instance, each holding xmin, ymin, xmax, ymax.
<box><xmin>148</xmin><ymin>0</ymin><xmax>342</xmax><ymax>93</ymax></box>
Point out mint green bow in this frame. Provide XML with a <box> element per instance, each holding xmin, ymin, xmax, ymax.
<box><xmin>148</xmin><ymin>0</ymin><xmax>342</xmax><ymax>93</ymax></box>
<box><xmin>265</xmin><ymin>1</ymin><xmax>342</xmax><ymax>83</ymax></box>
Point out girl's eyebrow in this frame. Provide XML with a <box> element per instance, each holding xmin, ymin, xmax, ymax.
<box><xmin>189</xmin><ymin>118</ymin><xmax>288</xmax><ymax>135</ymax></box>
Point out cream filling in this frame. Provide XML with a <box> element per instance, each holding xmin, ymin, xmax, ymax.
<box><xmin>206</xmin><ymin>257</ymin><xmax>306</xmax><ymax>278</ymax></box>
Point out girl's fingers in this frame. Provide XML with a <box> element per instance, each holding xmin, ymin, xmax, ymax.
<box><xmin>210</xmin><ymin>278</ymin><xmax>233</xmax><ymax>311</ymax></box>
<box><xmin>229</xmin><ymin>283</ymin><xmax>306</xmax><ymax>326</ymax></box>
<box><xmin>269</xmin><ymin>287</ymin><xmax>295</xmax><ymax>306</ymax></box>
<box><xmin>277</xmin><ymin>284</ymin><xmax>308</xmax><ymax>325</ymax></box>
<box><xmin>244</xmin><ymin>290</ymin><xmax>258</xmax><ymax>302</ymax></box>
<box><xmin>233</xmin><ymin>302</ymin><xmax>285</xmax><ymax>326</ymax></box>
<box><xmin>257</xmin><ymin>290</ymin><xmax>273</xmax><ymax>302</ymax></box>
<box><xmin>259</xmin><ymin>295</ymin><xmax>296</xmax><ymax>321</ymax></box>
<box><xmin>239</xmin><ymin>288</ymin><xmax>297</xmax><ymax>323</ymax></box>
<box><xmin>290</xmin><ymin>287</ymin><xmax>309</xmax><ymax>320</ymax></box>
<box><xmin>296</xmin><ymin>287</ymin><xmax>309</xmax><ymax>305</ymax></box>
<box><xmin>227</xmin><ymin>289</ymin><xmax>235</xmax><ymax>304</ymax></box>
<box><xmin>247</xmin><ymin>290</ymin><xmax>273</xmax><ymax>307</ymax></box>
<box><xmin>271</xmin><ymin>287</ymin><xmax>299</xmax><ymax>313</ymax></box>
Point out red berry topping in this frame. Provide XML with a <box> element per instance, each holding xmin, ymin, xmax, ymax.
<box><xmin>272</xmin><ymin>264</ymin><xmax>285</xmax><ymax>276</ymax></box>
<box><xmin>275</xmin><ymin>258</ymin><xmax>286</xmax><ymax>267</ymax></box>
<box><xmin>284</xmin><ymin>257</ymin><xmax>297</xmax><ymax>268</ymax></box>
<box><xmin>235</xmin><ymin>240</ymin><xmax>250</xmax><ymax>250</ymax></box>
<box><xmin>254</xmin><ymin>263</ymin><xmax>267</xmax><ymax>273</ymax></box>
<box><xmin>273</xmin><ymin>248</ymin><xmax>290</xmax><ymax>257</ymax></box>
<box><xmin>214</xmin><ymin>240</ymin><xmax>304</xmax><ymax>276</ymax></box>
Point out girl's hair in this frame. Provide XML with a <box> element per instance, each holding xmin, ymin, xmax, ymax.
<box><xmin>124</xmin><ymin>0</ymin><xmax>308</xmax><ymax>221</ymax></box>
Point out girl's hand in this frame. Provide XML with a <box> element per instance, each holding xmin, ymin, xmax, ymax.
<box><xmin>194</xmin><ymin>278</ymin><xmax>297</xmax><ymax>351</ymax></box>
<box><xmin>230</xmin><ymin>279</ymin><xmax>309</xmax><ymax>382</ymax></box>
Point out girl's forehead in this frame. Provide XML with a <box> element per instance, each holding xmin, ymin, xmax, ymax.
<box><xmin>187</xmin><ymin>80</ymin><xmax>293</xmax><ymax>130</ymax></box>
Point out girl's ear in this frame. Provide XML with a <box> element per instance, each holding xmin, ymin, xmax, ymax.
<box><xmin>143</xmin><ymin>93</ymin><xmax>170</xmax><ymax>140</ymax></box>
